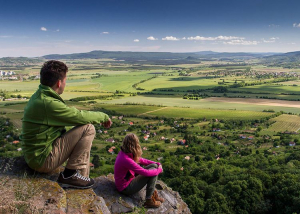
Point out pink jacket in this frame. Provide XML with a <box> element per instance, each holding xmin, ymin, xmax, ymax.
<box><xmin>114</xmin><ymin>150</ymin><xmax>162</xmax><ymax>192</ymax></box>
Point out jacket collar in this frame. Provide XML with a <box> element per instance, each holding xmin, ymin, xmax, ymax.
<box><xmin>39</xmin><ymin>84</ymin><xmax>65</xmax><ymax>103</ymax></box>
<box><xmin>121</xmin><ymin>150</ymin><xmax>134</xmax><ymax>159</ymax></box>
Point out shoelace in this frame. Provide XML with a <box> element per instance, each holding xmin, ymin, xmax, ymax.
<box><xmin>73</xmin><ymin>171</ymin><xmax>91</xmax><ymax>182</ymax></box>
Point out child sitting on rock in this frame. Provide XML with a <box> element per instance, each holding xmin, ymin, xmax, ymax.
<box><xmin>114</xmin><ymin>133</ymin><xmax>164</xmax><ymax>208</ymax></box>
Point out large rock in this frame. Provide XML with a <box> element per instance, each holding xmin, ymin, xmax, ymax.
<box><xmin>93</xmin><ymin>174</ymin><xmax>190</xmax><ymax>214</ymax></box>
<box><xmin>0</xmin><ymin>157</ymin><xmax>191</xmax><ymax>214</ymax></box>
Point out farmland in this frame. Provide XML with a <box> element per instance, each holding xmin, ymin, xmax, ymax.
<box><xmin>263</xmin><ymin>114</ymin><xmax>300</xmax><ymax>134</ymax></box>
<box><xmin>2</xmin><ymin>55</ymin><xmax>300</xmax><ymax>214</ymax></box>
<box><xmin>98</xmin><ymin>104</ymin><xmax>274</xmax><ymax>120</ymax></box>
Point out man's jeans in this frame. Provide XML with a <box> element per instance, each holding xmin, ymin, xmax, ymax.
<box><xmin>37</xmin><ymin>124</ymin><xmax>95</xmax><ymax>177</ymax></box>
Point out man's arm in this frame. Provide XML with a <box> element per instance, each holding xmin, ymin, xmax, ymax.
<box><xmin>46</xmin><ymin>99</ymin><xmax>110</xmax><ymax>126</ymax></box>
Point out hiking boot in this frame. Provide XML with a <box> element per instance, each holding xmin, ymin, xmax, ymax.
<box><xmin>143</xmin><ymin>197</ymin><xmax>161</xmax><ymax>208</ymax></box>
<box><xmin>57</xmin><ymin>170</ymin><xmax>95</xmax><ymax>189</ymax></box>
<box><xmin>153</xmin><ymin>190</ymin><xmax>164</xmax><ymax>203</ymax></box>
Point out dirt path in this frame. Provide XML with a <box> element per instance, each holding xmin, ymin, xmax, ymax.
<box><xmin>138</xmin><ymin>107</ymin><xmax>169</xmax><ymax>116</ymax></box>
<box><xmin>205</xmin><ymin>97</ymin><xmax>300</xmax><ymax>108</ymax></box>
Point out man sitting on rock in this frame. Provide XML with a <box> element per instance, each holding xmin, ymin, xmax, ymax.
<box><xmin>21</xmin><ymin>60</ymin><xmax>112</xmax><ymax>189</ymax></box>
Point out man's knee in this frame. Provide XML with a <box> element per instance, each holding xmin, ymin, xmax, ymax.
<box><xmin>75</xmin><ymin>124</ymin><xmax>95</xmax><ymax>148</ymax></box>
<box><xmin>86</xmin><ymin>124</ymin><xmax>96</xmax><ymax>136</ymax></box>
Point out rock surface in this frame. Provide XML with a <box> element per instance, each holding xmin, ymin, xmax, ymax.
<box><xmin>0</xmin><ymin>157</ymin><xmax>191</xmax><ymax>214</ymax></box>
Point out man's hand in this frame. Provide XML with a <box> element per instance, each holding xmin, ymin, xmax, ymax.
<box><xmin>102</xmin><ymin>118</ymin><xmax>112</xmax><ymax>128</ymax></box>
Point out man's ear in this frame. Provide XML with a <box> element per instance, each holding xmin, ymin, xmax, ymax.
<box><xmin>56</xmin><ymin>79</ymin><xmax>61</xmax><ymax>88</ymax></box>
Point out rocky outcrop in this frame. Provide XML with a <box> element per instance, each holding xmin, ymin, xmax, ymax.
<box><xmin>0</xmin><ymin>157</ymin><xmax>191</xmax><ymax>214</ymax></box>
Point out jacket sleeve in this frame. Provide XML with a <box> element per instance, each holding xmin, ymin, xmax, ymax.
<box><xmin>139</xmin><ymin>157</ymin><xmax>161</xmax><ymax>166</ymax></box>
<box><xmin>126</xmin><ymin>158</ymin><xmax>162</xmax><ymax>177</ymax></box>
<box><xmin>45</xmin><ymin>99</ymin><xmax>109</xmax><ymax>126</ymax></box>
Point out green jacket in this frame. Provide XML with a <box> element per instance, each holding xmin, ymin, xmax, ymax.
<box><xmin>21</xmin><ymin>84</ymin><xmax>109</xmax><ymax>169</ymax></box>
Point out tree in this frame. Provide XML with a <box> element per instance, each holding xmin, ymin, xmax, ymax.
<box><xmin>165</xmin><ymin>139</ymin><xmax>171</xmax><ymax>143</ymax></box>
<box><xmin>204</xmin><ymin>192</ymin><xmax>231</xmax><ymax>214</ymax></box>
<box><xmin>92</xmin><ymin>155</ymin><xmax>100</xmax><ymax>168</ymax></box>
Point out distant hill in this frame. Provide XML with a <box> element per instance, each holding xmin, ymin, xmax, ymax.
<box><xmin>42</xmin><ymin>50</ymin><xmax>282</xmax><ymax>64</ymax></box>
<box><xmin>263</xmin><ymin>51</ymin><xmax>300</xmax><ymax>62</ymax></box>
<box><xmin>0</xmin><ymin>51</ymin><xmax>289</xmax><ymax>66</ymax></box>
<box><xmin>0</xmin><ymin>57</ymin><xmax>44</xmax><ymax>67</ymax></box>
<box><xmin>43</xmin><ymin>50</ymin><xmax>271</xmax><ymax>61</ymax></box>
<box><xmin>193</xmin><ymin>51</ymin><xmax>218</xmax><ymax>55</ymax></box>
<box><xmin>43</xmin><ymin>50</ymin><xmax>198</xmax><ymax>61</ymax></box>
<box><xmin>197</xmin><ymin>52</ymin><xmax>268</xmax><ymax>60</ymax></box>
<box><xmin>261</xmin><ymin>51</ymin><xmax>300</xmax><ymax>68</ymax></box>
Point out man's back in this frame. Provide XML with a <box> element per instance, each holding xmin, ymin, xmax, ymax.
<box><xmin>21</xmin><ymin>84</ymin><xmax>66</xmax><ymax>169</ymax></box>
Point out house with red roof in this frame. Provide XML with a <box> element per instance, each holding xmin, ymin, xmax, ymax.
<box><xmin>106</xmin><ymin>138</ymin><xmax>115</xmax><ymax>143</ymax></box>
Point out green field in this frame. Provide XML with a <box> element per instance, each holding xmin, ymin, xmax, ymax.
<box><xmin>139</xmin><ymin>75</ymin><xmax>256</xmax><ymax>92</ymax></box>
<box><xmin>97</xmin><ymin>104</ymin><xmax>274</xmax><ymax>120</ymax></box>
<box><xmin>230</xmin><ymin>84</ymin><xmax>300</xmax><ymax>95</ymax></box>
<box><xmin>263</xmin><ymin>114</ymin><xmax>300</xmax><ymax>134</ymax></box>
<box><xmin>98</xmin><ymin>95</ymin><xmax>300</xmax><ymax>113</ymax></box>
<box><xmin>0</xmin><ymin>80</ymin><xmax>40</xmax><ymax>92</ymax></box>
<box><xmin>144</xmin><ymin>107</ymin><xmax>273</xmax><ymax>120</ymax></box>
<box><xmin>99</xmin><ymin>104</ymin><xmax>164</xmax><ymax>115</ymax></box>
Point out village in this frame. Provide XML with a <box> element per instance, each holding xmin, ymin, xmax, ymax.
<box><xmin>0</xmin><ymin>70</ymin><xmax>18</xmax><ymax>80</ymax></box>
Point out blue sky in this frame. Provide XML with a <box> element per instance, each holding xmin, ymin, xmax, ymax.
<box><xmin>1</xmin><ymin>0</ymin><xmax>300</xmax><ymax>57</ymax></box>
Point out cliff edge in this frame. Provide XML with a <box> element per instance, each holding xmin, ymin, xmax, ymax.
<box><xmin>0</xmin><ymin>157</ymin><xmax>191</xmax><ymax>214</ymax></box>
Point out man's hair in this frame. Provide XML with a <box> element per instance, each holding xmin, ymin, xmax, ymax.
<box><xmin>40</xmin><ymin>60</ymin><xmax>68</xmax><ymax>87</ymax></box>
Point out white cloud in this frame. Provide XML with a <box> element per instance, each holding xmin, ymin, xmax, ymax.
<box><xmin>262</xmin><ymin>37</ymin><xmax>279</xmax><ymax>43</ymax></box>
<box><xmin>162</xmin><ymin>36</ymin><xmax>180</xmax><ymax>41</ymax></box>
<box><xmin>41</xmin><ymin>27</ymin><xmax>47</xmax><ymax>31</ymax></box>
<box><xmin>182</xmin><ymin>37</ymin><xmax>186</xmax><ymax>40</ymax></box>
<box><xmin>102</xmin><ymin>32</ymin><xmax>109</xmax><ymax>34</ymax></box>
<box><xmin>216</xmin><ymin>36</ymin><xmax>243</xmax><ymax>40</ymax></box>
<box><xmin>56</xmin><ymin>29</ymin><xmax>60</xmax><ymax>32</ymax></box>
<box><xmin>188</xmin><ymin>36</ymin><xmax>215</xmax><ymax>41</ymax></box>
<box><xmin>224</xmin><ymin>40</ymin><xmax>258</xmax><ymax>45</ymax></box>
<box><xmin>269</xmin><ymin>24</ymin><xmax>280</xmax><ymax>28</ymax></box>
<box><xmin>134</xmin><ymin>39</ymin><xmax>139</xmax><ymax>42</ymax></box>
<box><xmin>293</xmin><ymin>23</ymin><xmax>300</xmax><ymax>28</ymax></box>
<box><xmin>186</xmin><ymin>35</ymin><xmax>257</xmax><ymax>46</ymax></box>
<box><xmin>187</xmin><ymin>35</ymin><xmax>244</xmax><ymax>41</ymax></box>
<box><xmin>147</xmin><ymin>36</ymin><xmax>158</xmax><ymax>41</ymax></box>
<box><xmin>0</xmin><ymin>35</ymin><xmax>12</xmax><ymax>38</ymax></box>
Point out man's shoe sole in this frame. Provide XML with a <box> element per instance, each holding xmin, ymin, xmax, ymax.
<box><xmin>59</xmin><ymin>183</ymin><xmax>95</xmax><ymax>189</ymax></box>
